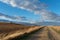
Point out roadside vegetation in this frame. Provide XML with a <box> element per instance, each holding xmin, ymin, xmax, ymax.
<box><xmin>51</xmin><ymin>26</ymin><xmax>60</xmax><ymax>34</ymax></box>
<box><xmin>0</xmin><ymin>22</ymin><xmax>42</xmax><ymax>40</ymax></box>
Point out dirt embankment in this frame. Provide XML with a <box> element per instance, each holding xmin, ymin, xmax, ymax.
<box><xmin>0</xmin><ymin>22</ymin><xmax>42</xmax><ymax>40</ymax></box>
<box><xmin>15</xmin><ymin>26</ymin><xmax>60</xmax><ymax>40</ymax></box>
<box><xmin>1</xmin><ymin>23</ymin><xmax>60</xmax><ymax>40</ymax></box>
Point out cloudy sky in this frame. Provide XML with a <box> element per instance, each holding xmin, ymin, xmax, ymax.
<box><xmin>0</xmin><ymin>0</ymin><xmax>60</xmax><ymax>23</ymax></box>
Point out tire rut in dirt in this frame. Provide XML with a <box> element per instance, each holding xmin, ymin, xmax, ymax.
<box><xmin>8</xmin><ymin>27</ymin><xmax>45</xmax><ymax>40</ymax></box>
<box><xmin>48</xmin><ymin>29</ymin><xmax>55</xmax><ymax>40</ymax></box>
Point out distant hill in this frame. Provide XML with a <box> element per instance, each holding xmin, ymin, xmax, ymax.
<box><xmin>36</xmin><ymin>21</ymin><xmax>60</xmax><ymax>26</ymax></box>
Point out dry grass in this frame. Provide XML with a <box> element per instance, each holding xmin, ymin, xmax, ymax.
<box><xmin>49</xmin><ymin>26</ymin><xmax>60</xmax><ymax>34</ymax></box>
<box><xmin>0</xmin><ymin>22</ymin><xmax>30</xmax><ymax>33</ymax></box>
<box><xmin>0</xmin><ymin>22</ymin><xmax>41</xmax><ymax>40</ymax></box>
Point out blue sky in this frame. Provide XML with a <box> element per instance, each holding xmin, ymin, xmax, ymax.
<box><xmin>0</xmin><ymin>1</ymin><xmax>40</xmax><ymax>21</ymax></box>
<box><xmin>40</xmin><ymin>0</ymin><xmax>60</xmax><ymax>15</ymax></box>
<box><xmin>0</xmin><ymin>0</ymin><xmax>60</xmax><ymax>23</ymax></box>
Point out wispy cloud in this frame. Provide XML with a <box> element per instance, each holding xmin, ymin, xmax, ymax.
<box><xmin>0</xmin><ymin>13</ymin><xmax>13</xmax><ymax>21</ymax></box>
<box><xmin>39</xmin><ymin>9</ymin><xmax>60</xmax><ymax>22</ymax></box>
<box><xmin>0</xmin><ymin>13</ymin><xmax>36</xmax><ymax>23</ymax></box>
<box><xmin>0</xmin><ymin>13</ymin><xmax>27</xmax><ymax>22</ymax></box>
<box><xmin>0</xmin><ymin>0</ymin><xmax>60</xmax><ymax>22</ymax></box>
<box><xmin>0</xmin><ymin>0</ymin><xmax>46</xmax><ymax>12</ymax></box>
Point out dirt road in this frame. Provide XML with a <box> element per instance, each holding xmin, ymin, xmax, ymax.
<box><xmin>1</xmin><ymin>26</ymin><xmax>60</xmax><ymax>40</ymax></box>
<box><xmin>48</xmin><ymin>27</ymin><xmax>60</xmax><ymax>40</ymax></box>
<box><xmin>12</xmin><ymin>27</ymin><xmax>60</xmax><ymax>40</ymax></box>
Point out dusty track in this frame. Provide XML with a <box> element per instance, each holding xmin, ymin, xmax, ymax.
<box><xmin>11</xmin><ymin>27</ymin><xmax>60</xmax><ymax>40</ymax></box>
<box><xmin>48</xmin><ymin>27</ymin><xmax>60</xmax><ymax>40</ymax></box>
<box><xmin>0</xmin><ymin>26</ymin><xmax>60</xmax><ymax>40</ymax></box>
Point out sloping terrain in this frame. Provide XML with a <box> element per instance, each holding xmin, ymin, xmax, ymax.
<box><xmin>0</xmin><ymin>23</ymin><xmax>60</xmax><ymax>40</ymax></box>
<box><xmin>17</xmin><ymin>26</ymin><xmax>60</xmax><ymax>40</ymax></box>
<box><xmin>0</xmin><ymin>22</ymin><xmax>41</xmax><ymax>40</ymax></box>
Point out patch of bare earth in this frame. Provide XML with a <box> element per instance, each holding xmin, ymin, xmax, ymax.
<box><xmin>18</xmin><ymin>26</ymin><xmax>60</xmax><ymax>40</ymax></box>
<box><xmin>19</xmin><ymin>27</ymin><xmax>50</xmax><ymax>40</ymax></box>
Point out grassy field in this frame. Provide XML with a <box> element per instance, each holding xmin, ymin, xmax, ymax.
<box><xmin>0</xmin><ymin>22</ymin><xmax>41</xmax><ymax>40</ymax></box>
<box><xmin>50</xmin><ymin>26</ymin><xmax>60</xmax><ymax>34</ymax></box>
<box><xmin>0</xmin><ymin>24</ymin><xmax>60</xmax><ymax>40</ymax></box>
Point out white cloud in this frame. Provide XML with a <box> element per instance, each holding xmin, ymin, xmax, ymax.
<box><xmin>0</xmin><ymin>13</ymin><xmax>28</xmax><ymax>22</ymax></box>
<box><xmin>39</xmin><ymin>9</ymin><xmax>60</xmax><ymax>22</ymax></box>
<box><xmin>0</xmin><ymin>16</ymin><xmax>13</xmax><ymax>21</ymax></box>
<box><xmin>0</xmin><ymin>0</ymin><xmax>60</xmax><ymax>22</ymax></box>
<box><xmin>0</xmin><ymin>0</ymin><xmax>46</xmax><ymax>11</ymax></box>
<box><xmin>0</xmin><ymin>13</ymin><xmax>37</xmax><ymax>23</ymax></box>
